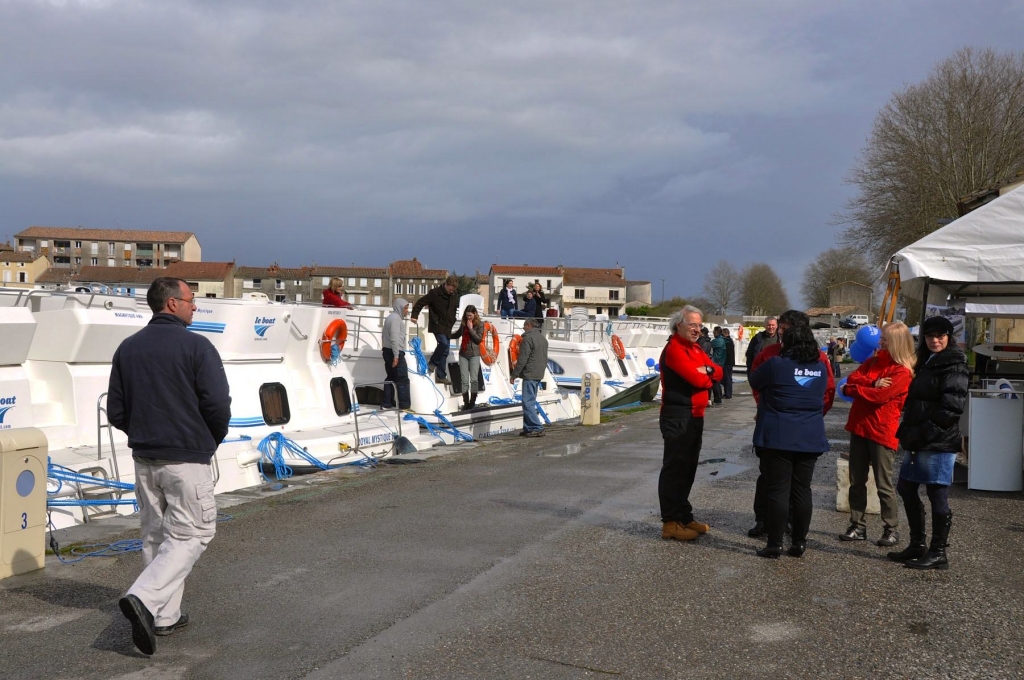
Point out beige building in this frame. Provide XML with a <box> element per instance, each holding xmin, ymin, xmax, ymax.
<box><xmin>0</xmin><ymin>242</ymin><xmax>49</xmax><ymax>289</ymax></box>
<box><xmin>14</xmin><ymin>227</ymin><xmax>201</xmax><ymax>270</ymax></box>
<box><xmin>42</xmin><ymin>262</ymin><xmax>236</xmax><ymax>298</ymax></box>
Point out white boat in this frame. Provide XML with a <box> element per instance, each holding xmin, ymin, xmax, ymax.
<box><xmin>0</xmin><ymin>289</ymin><xmax>423</xmax><ymax>531</ymax></box>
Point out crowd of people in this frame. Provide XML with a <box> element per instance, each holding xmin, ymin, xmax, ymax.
<box><xmin>657</xmin><ymin>306</ymin><xmax>966</xmax><ymax>570</ymax></box>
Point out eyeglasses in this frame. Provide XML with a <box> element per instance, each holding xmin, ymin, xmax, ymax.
<box><xmin>683</xmin><ymin>323</ymin><xmax>702</xmax><ymax>330</ymax></box>
<box><xmin>172</xmin><ymin>297</ymin><xmax>197</xmax><ymax>306</ymax></box>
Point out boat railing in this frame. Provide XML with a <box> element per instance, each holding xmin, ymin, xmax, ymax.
<box><xmin>350</xmin><ymin>381</ymin><xmax>403</xmax><ymax>455</ymax></box>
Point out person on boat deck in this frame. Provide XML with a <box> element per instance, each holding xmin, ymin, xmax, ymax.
<box><xmin>411</xmin><ymin>275</ymin><xmax>459</xmax><ymax>385</ymax></box>
<box><xmin>499</xmin><ymin>279</ymin><xmax>518</xmax><ymax>319</ymax></box>
<box><xmin>451</xmin><ymin>305</ymin><xmax>484</xmax><ymax>411</ymax></box>
<box><xmin>531</xmin><ymin>282</ymin><xmax>548</xmax><ymax>319</ymax></box>
<box><xmin>838</xmin><ymin>321</ymin><xmax>914</xmax><ymax>547</ymax></box>
<box><xmin>382</xmin><ymin>298</ymin><xmax>412</xmax><ymax>410</ymax></box>
<box><xmin>509</xmin><ymin>317</ymin><xmax>549</xmax><ymax>437</ymax></box>
<box><xmin>658</xmin><ymin>305</ymin><xmax>722</xmax><ymax>542</ymax></box>
<box><xmin>744</xmin><ymin>316</ymin><xmax>779</xmax><ymax>367</ymax></box>
<box><xmin>513</xmin><ymin>290</ymin><xmax>538</xmax><ymax>318</ymax></box>
<box><xmin>889</xmin><ymin>316</ymin><xmax>968</xmax><ymax>570</ymax></box>
<box><xmin>107</xmin><ymin>277</ymin><xmax>231</xmax><ymax>655</ymax></box>
<box><xmin>748</xmin><ymin>324</ymin><xmax>830</xmax><ymax>558</ymax></box>
<box><xmin>710</xmin><ymin>326</ymin><xmax>726</xmax><ymax>405</ymax></box>
<box><xmin>721</xmin><ymin>327</ymin><xmax>735</xmax><ymax>399</ymax></box>
<box><xmin>322</xmin><ymin>277</ymin><xmax>352</xmax><ymax>308</ymax></box>
<box><xmin>747</xmin><ymin>309</ymin><xmax>835</xmax><ymax>539</ymax></box>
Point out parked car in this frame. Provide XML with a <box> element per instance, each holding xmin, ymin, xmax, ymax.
<box><xmin>839</xmin><ymin>314</ymin><xmax>869</xmax><ymax>328</ymax></box>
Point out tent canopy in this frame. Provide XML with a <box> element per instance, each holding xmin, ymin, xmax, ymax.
<box><xmin>894</xmin><ymin>185</ymin><xmax>1024</xmax><ymax>300</ymax></box>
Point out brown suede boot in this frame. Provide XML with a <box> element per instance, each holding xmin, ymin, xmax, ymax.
<box><xmin>662</xmin><ymin>521</ymin><xmax>699</xmax><ymax>541</ymax></box>
<box><xmin>684</xmin><ymin>520</ymin><xmax>710</xmax><ymax>534</ymax></box>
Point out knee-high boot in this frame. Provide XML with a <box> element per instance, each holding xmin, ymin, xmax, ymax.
<box><xmin>461</xmin><ymin>392</ymin><xmax>470</xmax><ymax>411</ymax></box>
<box><xmin>905</xmin><ymin>512</ymin><xmax>952</xmax><ymax>570</ymax></box>
<box><xmin>468</xmin><ymin>393</ymin><xmax>477</xmax><ymax>409</ymax></box>
<box><xmin>888</xmin><ymin>501</ymin><xmax>927</xmax><ymax>562</ymax></box>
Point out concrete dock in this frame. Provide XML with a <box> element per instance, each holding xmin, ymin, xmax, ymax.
<box><xmin>1</xmin><ymin>382</ymin><xmax>1023</xmax><ymax>679</ymax></box>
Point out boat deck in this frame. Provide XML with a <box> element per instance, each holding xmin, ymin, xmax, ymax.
<box><xmin>2</xmin><ymin>378</ymin><xmax>1023</xmax><ymax>679</ymax></box>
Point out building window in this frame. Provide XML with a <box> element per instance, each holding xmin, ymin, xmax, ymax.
<box><xmin>108</xmin><ymin>242</ymin><xmax>115</xmax><ymax>253</ymax></box>
<box><xmin>18</xmin><ymin>272</ymin><xmax>26</xmax><ymax>283</ymax></box>
<box><xmin>374</xmin><ymin>278</ymin><xmax>381</xmax><ymax>287</ymax></box>
<box><xmin>600</xmin><ymin>360</ymin><xmax>612</xmax><ymax>378</ymax></box>
<box><xmin>293</xmin><ymin>280</ymin><xmax>301</xmax><ymax>286</ymax></box>
<box><xmin>108</xmin><ymin>258</ymin><xmax>115</xmax><ymax>267</ymax></box>
<box><xmin>596</xmin><ymin>308</ymin><xmax>603</xmax><ymax>315</ymax></box>
<box><xmin>373</xmin><ymin>295</ymin><xmax>381</xmax><ymax>305</ymax></box>
<box><xmin>348</xmin><ymin>277</ymin><xmax>356</xmax><ymax>286</ymax></box>
<box><xmin>360</xmin><ymin>278</ymin><xmax>367</xmax><ymax>287</ymax></box>
<box><xmin>75</xmin><ymin>241</ymin><xmax>82</xmax><ymax>248</ymax></box>
<box><xmin>420</xmin><ymin>284</ymin><xmax>427</xmax><ymax>295</ymax></box>
<box><xmin>547</xmin><ymin>279</ymin><xmax>552</xmax><ymax>290</ymax></box>
<box><xmin>359</xmin><ymin>295</ymin><xmax>367</xmax><ymax>304</ymax></box>
<box><xmin>574</xmin><ymin>289</ymin><xmax>585</xmax><ymax>300</ymax></box>
<box><xmin>90</xmin><ymin>258</ymin><xmax>98</xmax><ymax>265</ymax></box>
<box><xmin>609</xmin><ymin>290</ymin><xmax>620</xmax><ymax>300</ymax></box>
<box><xmin>91</xmin><ymin>243</ymin><xmax>98</xmax><ymax>254</ymax></box>
<box><xmin>206</xmin><ymin>293</ymin><xmax>217</xmax><ymax>298</ymax></box>
<box><xmin>2</xmin><ymin>271</ymin><xmax>9</xmax><ymax>283</ymax></box>
<box><xmin>330</xmin><ymin>378</ymin><xmax>353</xmax><ymax>415</ymax></box>
<box><xmin>295</xmin><ymin>293</ymin><xmax>302</xmax><ymax>302</ymax></box>
<box><xmin>275</xmin><ymin>294</ymin><xmax>286</xmax><ymax>302</ymax></box>
<box><xmin>394</xmin><ymin>282</ymin><xmax>402</xmax><ymax>294</ymax></box>
<box><xmin>322</xmin><ymin>277</ymin><xmax>330</xmax><ymax>286</ymax></box>
<box><xmin>259</xmin><ymin>383</ymin><xmax>291</xmax><ymax>425</ymax></box>
<box><xmin>275</xmin><ymin>280</ymin><xmax>285</xmax><ymax>290</ymax></box>
<box><xmin>75</xmin><ymin>257</ymin><xmax>81</xmax><ymax>265</ymax></box>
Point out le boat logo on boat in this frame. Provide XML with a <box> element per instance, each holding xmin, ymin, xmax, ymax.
<box><xmin>0</xmin><ymin>396</ymin><xmax>15</xmax><ymax>429</ymax></box>
<box><xmin>254</xmin><ymin>316</ymin><xmax>276</xmax><ymax>340</ymax></box>
<box><xmin>793</xmin><ymin>368</ymin><xmax>822</xmax><ymax>387</ymax></box>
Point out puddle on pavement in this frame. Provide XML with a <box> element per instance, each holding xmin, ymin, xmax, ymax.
<box><xmin>540</xmin><ymin>443</ymin><xmax>585</xmax><ymax>457</ymax></box>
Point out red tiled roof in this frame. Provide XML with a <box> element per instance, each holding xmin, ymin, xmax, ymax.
<box><xmin>1</xmin><ymin>251</ymin><xmax>45</xmax><ymax>263</ymax></box>
<box><xmin>490</xmin><ymin>264</ymin><xmax>562</xmax><ymax>276</ymax></box>
<box><xmin>310</xmin><ymin>266</ymin><xmax>389</xmax><ymax>278</ymax></box>
<box><xmin>388</xmin><ymin>258</ymin><xmax>449</xmax><ymax>278</ymax></box>
<box><xmin>70</xmin><ymin>266</ymin><xmax>162</xmax><ymax>284</ymax></box>
<box><xmin>561</xmin><ymin>267</ymin><xmax>626</xmax><ymax>286</ymax></box>
<box><xmin>15</xmin><ymin>226</ymin><xmax>196</xmax><ymax>244</ymax></box>
<box><xmin>234</xmin><ymin>266</ymin><xmax>312</xmax><ymax>279</ymax></box>
<box><xmin>35</xmin><ymin>269</ymin><xmax>76</xmax><ymax>284</ymax></box>
<box><xmin>164</xmin><ymin>261</ymin><xmax>234</xmax><ymax>280</ymax></box>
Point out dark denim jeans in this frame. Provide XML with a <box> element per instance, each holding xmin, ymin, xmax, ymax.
<box><xmin>382</xmin><ymin>348</ymin><xmax>411</xmax><ymax>410</ymax></box>
<box><xmin>521</xmin><ymin>379</ymin><xmax>544</xmax><ymax>433</ymax></box>
<box><xmin>431</xmin><ymin>333</ymin><xmax>451</xmax><ymax>380</ymax></box>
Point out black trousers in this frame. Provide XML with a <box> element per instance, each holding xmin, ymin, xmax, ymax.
<box><xmin>658</xmin><ymin>416</ymin><xmax>704</xmax><ymax>524</ymax></box>
<box><xmin>758</xmin><ymin>449</ymin><xmax>818</xmax><ymax>547</ymax></box>
<box><xmin>382</xmin><ymin>348</ymin><xmax>411</xmax><ymax>410</ymax></box>
<box><xmin>722</xmin><ymin>366</ymin><xmax>733</xmax><ymax>398</ymax></box>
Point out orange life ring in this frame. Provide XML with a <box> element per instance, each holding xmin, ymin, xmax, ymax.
<box><xmin>610</xmin><ymin>334</ymin><xmax>626</xmax><ymax>360</ymax></box>
<box><xmin>509</xmin><ymin>334</ymin><xmax>523</xmax><ymax>367</ymax></box>
<box><xmin>319</xmin><ymin>319</ymin><xmax>348</xmax><ymax>362</ymax></box>
<box><xmin>480</xmin><ymin>322</ymin><xmax>500</xmax><ymax>366</ymax></box>
<box><xmin>737</xmin><ymin>326</ymin><xmax>745</xmax><ymax>341</ymax></box>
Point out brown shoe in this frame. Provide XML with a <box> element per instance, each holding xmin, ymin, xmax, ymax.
<box><xmin>684</xmin><ymin>520</ymin><xmax>710</xmax><ymax>534</ymax></box>
<box><xmin>661</xmin><ymin>521</ymin><xmax>699</xmax><ymax>541</ymax></box>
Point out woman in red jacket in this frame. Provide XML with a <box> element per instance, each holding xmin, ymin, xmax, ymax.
<box><xmin>322</xmin><ymin>277</ymin><xmax>352</xmax><ymax>308</ymax></box>
<box><xmin>838</xmin><ymin>321</ymin><xmax>915</xmax><ymax>546</ymax></box>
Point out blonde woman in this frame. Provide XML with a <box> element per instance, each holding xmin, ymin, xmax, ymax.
<box><xmin>838</xmin><ymin>322</ymin><xmax>915</xmax><ymax>546</ymax></box>
<box><xmin>322</xmin><ymin>277</ymin><xmax>352</xmax><ymax>308</ymax></box>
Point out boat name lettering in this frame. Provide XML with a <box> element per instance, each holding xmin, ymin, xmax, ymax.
<box><xmin>359</xmin><ymin>433</ymin><xmax>394</xmax><ymax>445</ymax></box>
<box><xmin>0</xmin><ymin>396</ymin><xmax>16</xmax><ymax>429</ymax></box>
<box><xmin>194</xmin><ymin>307</ymin><xmax>213</xmax><ymax>314</ymax></box>
<box><xmin>254</xmin><ymin>316</ymin><xmax>276</xmax><ymax>340</ymax></box>
<box><xmin>0</xmin><ymin>396</ymin><xmax>17</xmax><ymax>405</ymax></box>
<box><xmin>114</xmin><ymin>312</ymin><xmax>145</xmax><ymax>319</ymax></box>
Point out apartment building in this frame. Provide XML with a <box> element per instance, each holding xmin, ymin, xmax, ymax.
<box><xmin>488</xmin><ymin>264</ymin><xmax>628</xmax><ymax>316</ymax></box>
<box><xmin>0</xmin><ymin>242</ymin><xmax>49</xmax><ymax>289</ymax></box>
<box><xmin>34</xmin><ymin>262</ymin><xmax>236</xmax><ymax>298</ymax></box>
<box><xmin>388</xmin><ymin>258</ymin><xmax>450</xmax><ymax>305</ymax></box>
<box><xmin>489</xmin><ymin>265</ymin><xmax>564</xmax><ymax>314</ymax></box>
<box><xmin>309</xmin><ymin>267</ymin><xmax>389</xmax><ymax>307</ymax></box>
<box><xmin>14</xmin><ymin>227</ymin><xmax>201</xmax><ymax>269</ymax></box>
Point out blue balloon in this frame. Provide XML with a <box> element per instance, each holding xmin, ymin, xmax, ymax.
<box><xmin>836</xmin><ymin>377</ymin><xmax>854</xmax><ymax>402</ymax></box>
<box><xmin>855</xmin><ymin>324</ymin><xmax>881</xmax><ymax>351</ymax></box>
<box><xmin>654</xmin><ymin>363</ymin><xmax>660</xmax><ymax>372</ymax></box>
<box><xmin>849</xmin><ymin>341</ymin><xmax>874</xmax><ymax>363</ymax></box>
<box><xmin>646</xmin><ymin>358</ymin><xmax>656</xmax><ymax>368</ymax></box>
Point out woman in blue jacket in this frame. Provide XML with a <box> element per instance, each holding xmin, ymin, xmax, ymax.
<box><xmin>748</xmin><ymin>325</ymin><xmax>830</xmax><ymax>558</ymax></box>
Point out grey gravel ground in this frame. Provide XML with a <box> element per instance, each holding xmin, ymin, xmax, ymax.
<box><xmin>1</xmin><ymin>377</ymin><xmax>1023</xmax><ymax>679</ymax></box>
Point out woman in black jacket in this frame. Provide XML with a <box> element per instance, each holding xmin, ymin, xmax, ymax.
<box><xmin>890</xmin><ymin>316</ymin><xmax>969</xmax><ymax>570</ymax></box>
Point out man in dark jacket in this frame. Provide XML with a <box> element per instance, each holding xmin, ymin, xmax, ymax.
<box><xmin>107</xmin><ymin>277</ymin><xmax>231</xmax><ymax>656</ymax></box>
<box><xmin>744</xmin><ymin>316</ymin><xmax>779</xmax><ymax>367</ymax></box>
<box><xmin>411</xmin><ymin>275</ymin><xmax>459</xmax><ymax>384</ymax></box>
<box><xmin>721</xmin><ymin>328</ymin><xmax>736</xmax><ymax>399</ymax></box>
<box><xmin>510</xmin><ymin>317</ymin><xmax>549</xmax><ymax>437</ymax></box>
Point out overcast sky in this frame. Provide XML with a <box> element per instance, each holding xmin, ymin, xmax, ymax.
<box><xmin>2</xmin><ymin>1</ymin><xmax>1022</xmax><ymax>306</ymax></box>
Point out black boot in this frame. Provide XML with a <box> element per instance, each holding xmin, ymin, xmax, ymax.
<box><xmin>905</xmin><ymin>512</ymin><xmax>952</xmax><ymax>570</ymax></box>
<box><xmin>461</xmin><ymin>393</ymin><xmax>470</xmax><ymax>411</ymax></box>
<box><xmin>889</xmin><ymin>493</ymin><xmax>927</xmax><ymax>562</ymax></box>
<box><xmin>468</xmin><ymin>393</ymin><xmax>477</xmax><ymax>410</ymax></box>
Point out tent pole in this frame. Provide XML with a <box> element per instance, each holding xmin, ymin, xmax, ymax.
<box><xmin>919</xmin><ymin>278</ymin><xmax>931</xmax><ymax>326</ymax></box>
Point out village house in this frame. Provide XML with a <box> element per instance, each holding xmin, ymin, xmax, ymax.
<box><xmin>14</xmin><ymin>227</ymin><xmax>201</xmax><ymax>270</ymax></box>
<box><xmin>0</xmin><ymin>242</ymin><xmax>49</xmax><ymax>290</ymax></box>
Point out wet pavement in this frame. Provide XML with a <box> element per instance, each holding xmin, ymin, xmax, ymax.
<box><xmin>2</xmin><ymin>378</ymin><xmax>1023</xmax><ymax>679</ymax></box>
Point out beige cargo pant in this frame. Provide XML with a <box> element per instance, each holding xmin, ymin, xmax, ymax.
<box><xmin>127</xmin><ymin>459</ymin><xmax>216</xmax><ymax>627</ymax></box>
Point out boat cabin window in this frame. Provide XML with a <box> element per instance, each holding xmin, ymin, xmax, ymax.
<box><xmin>617</xmin><ymin>359</ymin><xmax>628</xmax><ymax>376</ymax></box>
<box><xmin>330</xmin><ymin>378</ymin><xmax>353</xmax><ymax>416</ymax></box>
<box><xmin>547</xmin><ymin>360</ymin><xmax>564</xmax><ymax>375</ymax></box>
<box><xmin>259</xmin><ymin>383</ymin><xmax>291</xmax><ymax>425</ymax></box>
<box><xmin>600</xmin><ymin>360</ymin><xmax>612</xmax><ymax>378</ymax></box>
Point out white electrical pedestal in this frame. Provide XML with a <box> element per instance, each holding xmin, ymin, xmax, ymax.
<box><xmin>581</xmin><ymin>373</ymin><xmax>602</xmax><ymax>425</ymax></box>
<box><xmin>1</xmin><ymin>428</ymin><xmax>48</xmax><ymax>579</ymax></box>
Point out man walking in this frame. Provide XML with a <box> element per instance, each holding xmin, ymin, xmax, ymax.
<box><xmin>411</xmin><ymin>275</ymin><xmax>459</xmax><ymax>384</ymax></box>
<box><xmin>382</xmin><ymin>298</ymin><xmax>412</xmax><ymax>410</ymax></box>
<box><xmin>744</xmin><ymin>316</ymin><xmax>779</xmax><ymax>367</ymax></box>
<box><xmin>510</xmin><ymin>317</ymin><xmax>549</xmax><ymax>437</ymax></box>
<box><xmin>721</xmin><ymin>328</ymin><xmax>736</xmax><ymax>399</ymax></box>
<box><xmin>107</xmin><ymin>277</ymin><xmax>231</xmax><ymax>656</ymax></box>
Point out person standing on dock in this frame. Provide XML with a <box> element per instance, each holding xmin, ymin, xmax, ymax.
<box><xmin>382</xmin><ymin>298</ymin><xmax>412</xmax><ymax>410</ymax></box>
<box><xmin>499</xmin><ymin>279</ymin><xmax>518</xmax><ymax>319</ymax></box>
<box><xmin>744</xmin><ymin>316</ymin><xmax>779</xmax><ymax>367</ymax></box>
<box><xmin>510</xmin><ymin>317</ymin><xmax>549</xmax><ymax>437</ymax></box>
<box><xmin>411</xmin><ymin>275</ymin><xmax>459</xmax><ymax>385</ymax></box>
<box><xmin>711</xmin><ymin>326</ymin><xmax>726</xmax><ymax>405</ymax></box>
<box><xmin>721</xmin><ymin>328</ymin><xmax>736</xmax><ymax>399</ymax></box>
<box><xmin>658</xmin><ymin>305</ymin><xmax>722</xmax><ymax>542</ymax></box>
<box><xmin>107</xmin><ymin>277</ymin><xmax>232</xmax><ymax>656</ymax></box>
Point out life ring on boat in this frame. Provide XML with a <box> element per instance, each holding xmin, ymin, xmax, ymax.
<box><xmin>610</xmin><ymin>334</ymin><xmax>626</xmax><ymax>360</ymax></box>
<box><xmin>737</xmin><ymin>326</ymin><xmax>745</xmax><ymax>341</ymax></box>
<box><xmin>319</xmin><ymin>319</ymin><xmax>348</xmax><ymax>362</ymax></box>
<box><xmin>509</xmin><ymin>334</ymin><xmax>523</xmax><ymax>367</ymax></box>
<box><xmin>480</xmin><ymin>322</ymin><xmax>500</xmax><ymax>366</ymax></box>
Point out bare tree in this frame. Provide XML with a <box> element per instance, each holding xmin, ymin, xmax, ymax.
<box><xmin>739</xmin><ymin>263</ymin><xmax>789</xmax><ymax>316</ymax></box>
<box><xmin>701</xmin><ymin>259</ymin><xmax>740</xmax><ymax>315</ymax></box>
<box><xmin>800</xmin><ymin>248</ymin><xmax>874</xmax><ymax>309</ymax></box>
<box><xmin>842</xmin><ymin>47</ymin><xmax>1024</xmax><ymax>265</ymax></box>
